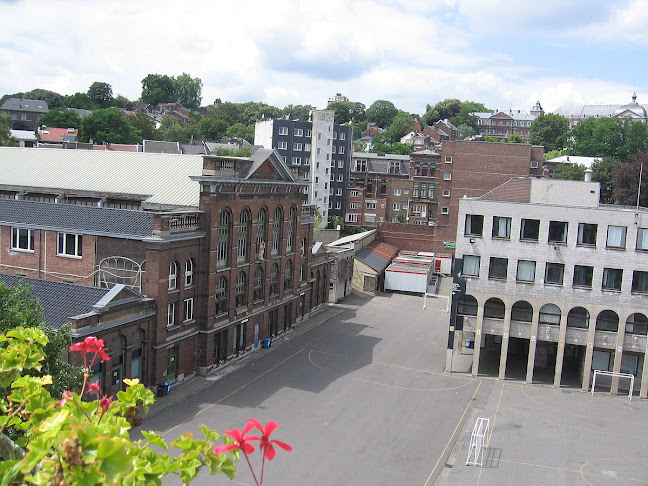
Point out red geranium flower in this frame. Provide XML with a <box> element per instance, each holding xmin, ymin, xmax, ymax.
<box><xmin>69</xmin><ymin>336</ymin><xmax>110</xmax><ymax>362</ymax></box>
<box><xmin>56</xmin><ymin>390</ymin><xmax>74</xmax><ymax>407</ymax></box>
<box><xmin>214</xmin><ymin>421</ymin><xmax>256</xmax><ymax>455</ymax></box>
<box><xmin>248</xmin><ymin>419</ymin><xmax>292</xmax><ymax>461</ymax></box>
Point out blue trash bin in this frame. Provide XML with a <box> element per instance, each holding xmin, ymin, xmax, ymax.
<box><xmin>262</xmin><ymin>337</ymin><xmax>272</xmax><ymax>349</ymax></box>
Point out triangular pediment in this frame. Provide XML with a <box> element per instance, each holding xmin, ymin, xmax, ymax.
<box><xmin>244</xmin><ymin>148</ymin><xmax>296</xmax><ymax>182</ymax></box>
<box><xmin>491</xmin><ymin>112</ymin><xmax>513</xmax><ymax>119</ymax></box>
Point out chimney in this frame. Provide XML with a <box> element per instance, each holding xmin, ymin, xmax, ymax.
<box><xmin>584</xmin><ymin>169</ymin><xmax>593</xmax><ymax>182</ymax></box>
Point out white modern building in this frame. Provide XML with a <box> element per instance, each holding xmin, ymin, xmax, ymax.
<box><xmin>448</xmin><ymin>177</ymin><xmax>648</xmax><ymax>398</ymax></box>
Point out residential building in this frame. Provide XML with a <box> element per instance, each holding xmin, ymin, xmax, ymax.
<box><xmin>37</xmin><ymin>126</ymin><xmax>78</xmax><ymax>145</ymax></box>
<box><xmin>473</xmin><ymin>102</ymin><xmax>543</xmax><ymax>140</ymax></box>
<box><xmin>1</xmin><ymin>98</ymin><xmax>49</xmax><ymax>131</ymax></box>
<box><xmin>254</xmin><ymin>110</ymin><xmax>353</xmax><ymax>225</ymax></box>
<box><xmin>328</xmin><ymin>93</ymin><xmax>349</xmax><ymax>104</ymax></box>
<box><xmin>449</xmin><ymin>177</ymin><xmax>648</xmax><ymax>398</ymax></box>
<box><xmin>0</xmin><ymin>146</ymin><xmax>329</xmax><ymax>393</ymax></box>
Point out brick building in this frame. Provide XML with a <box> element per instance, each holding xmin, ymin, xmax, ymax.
<box><xmin>0</xmin><ymin>146</ymin><xmax>329</xmax><ymax>393</ymax></box>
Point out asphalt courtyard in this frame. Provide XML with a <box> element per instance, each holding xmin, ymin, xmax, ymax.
<box><xmin>138</xmin><ymin>287</ymin><xmax>648</xmax><ymax>486</ymax></box>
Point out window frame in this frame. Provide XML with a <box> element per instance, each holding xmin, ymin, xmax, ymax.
<box><xmin>465</xmin><ymin>214</ymin><xmax>484</xmax><ymax>237</ymax></box>
<box><xmin>488</xmin><ymin>257</ymin><xmax>508</xmax><ymax>280</ymax></box>
<box><xmin>278</xmin><ymin>126</ymin><xmax>288</xmax><ymax>135</ymax></box>
<box><xmin>520</xmin><ymin>218</ymin><xmax>540</xmax><ymax>242</ymax></box>
<box><xmin>572</xmin><ymin>265</ymin><xmax>593</xmax><ymax>289</ymax></box>
<box><xmin>544</xmin><ymin>262</ymin><xmax>565</xmax><ymax>286</ymax></box>
<box><xmin>516</xmin><ymin>260</ymin><xmax>535</xmax><ymax>282</ymax></box>
<box><xmin>277</xmin><ymin>141</ymin><xmax>287</xmax><ymax>149</ymax></box>
<box><xmin>11</xmin><ymin>227</ymin><xmax>34</xmax><ymax>252</ymax></box>
<box><xmin>491</xmin><ymin>216</ymin><xmax>511</xmax><ymax>239</ymax></box>
<box><xmin>602</xmin><ymin>267</ymin><xmax>623</xmax><ymax>291</ymax></box>
<box><xmin>183</xmin><ymin>297</ymin><xmax>194</xmax><ymax>322</ymax></box>
<box><xmin>185</xmin><ymin>259</ymin><xmax>194</xmax><ymax>287</ymax></box>
<box><xmin>548</xmin><ymin>221</ymin><xmax>568</xmax><ymax>244</ymax></box>
<box><xmin>57</xmin><ymin>232</ymin><xmax>83</xmax><ymax>257</ymax></box>
<box><xmin>577</xmin><ymin>223</ymin><xmax>597</xmax><ymax>247</ymax></box>
<box><xmin>167</xmin><ymin>301</ymin><xmax>177</xmax><ymax>327</ymax></box>
<box><xmin>606</xmin><ymin>225</ymin><xmax>627</xmax><ymax>249</ymax></box>
<box><xmin>632</xmin><ymin>270</ymin><xmax>648</xmax><ymax>294</ymax></box>
<box><xmin>462</xmin><ymin>255</ymin><xmax>480</xmax><ymax>277</ymax></box>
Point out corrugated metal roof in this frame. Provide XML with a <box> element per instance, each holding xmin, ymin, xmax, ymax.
<box><xmin>355</xmin><ymin>241</ymin><xmax>398</xmax><ymax>272</ymax></box>
<box><xmin>0</xmin><ymin>274</ymin><xmax>110</xmax><ymax>330</ymax></box>
<box><xmin>0</xmin><ymin>147</ymin><xmax>204</xmax><ymax>207</ymax></box>
<box><xmin>0</xmin><ymin>199</ymin><xmax>155</xmax><ymax>237</ymax></box>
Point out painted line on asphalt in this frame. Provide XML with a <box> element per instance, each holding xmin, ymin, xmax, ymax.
<box><xmin>423</xmin><ymin>380</ymin><xmax>482</xmax><ymax>486</ymax></box>
<box><xmin>488</xmin><ymin>382</ymin><xmax>505</xmax><ymax>445</ymax></box>
<box><xmin>520</xmin><ymin>385</ymin><xmax>648</xmax><ymax>426</ymax></box>
<box><xmin>307</xmin><ymin>350</ymin><xmax>475</xmax><ymax>392</ymax></box>
<box><xmin>160</xmin><ymin>348</ymin><xmax>305</xmax><ymax>437</ymax></box>
<box><xmin>579</xmin><ymin>458</ymin><xmax>648</xmax><ymax>485</ymax></box>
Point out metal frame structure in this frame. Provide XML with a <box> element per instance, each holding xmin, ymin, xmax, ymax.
<box><xmin>466</xmin><ymin>417</ymin><xmax>490</xmax><ymax>467</ymax></box>
<box><xmin>591</xmin><ymin>370</ymin><xmax>635</xmax><ymax>402</ymax></box>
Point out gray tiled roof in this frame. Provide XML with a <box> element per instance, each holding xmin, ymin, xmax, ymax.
<box><xmin>0</xmin><ymin>199</ymin><xmax>155</xmax><ymax>237</ymax></box>
<box><xmin>0</xmin><ymin>274</ymin><xmax>110</xmax><ymax>329</ymax></box>
<box><xmin>1</xmin><ymin>98</ymin><xmax>49</xmax><ymax>113</ymax></box>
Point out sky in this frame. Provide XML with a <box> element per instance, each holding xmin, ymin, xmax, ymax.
<box><xmin>1</xmin><ymin>0</ymin><xmax>647</xmax><ymax>115</ymax></box>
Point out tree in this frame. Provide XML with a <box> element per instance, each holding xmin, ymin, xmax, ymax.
<box><xmin>552</xmin><ymin>163</ymin><xmax>586</xmax><ymax>181</ymax></box>
<box><xmin>422</xmin><ymin>98</ymin><xmax>461</xmax><ymax>126</ymax></box>
<box><xmin>566</xmin><ymin>117</ymin><xmax>648</xmax><ymax>161</ymax></box>
<box><xmin>327</xmin><ymin>101</ymin><xmax>365</xmax><ymax>124</ymax></box>
<box><xmin>592</xmin><ymin>157</ymin><xmax>621</xmax><ymax>204</ymax></box>
<box><xmin>80</xmin><ymin>108</ymin><xmax>137</xmax><ymax>144</ymax></box>
<box><xmin>197</xmin><ymin>116</ymin><xmax>228</xmax><ymax>141</ymax></box>
<box><xmin>127</xmin><ymin>112</ymin><xmax>157</xmax><ymax>140</ymax></box>
<box><xmin>543</xmin><ymin>149</ymin><xmax>566</xmax><ymax>160</ymax></box>
<box><xmin>159</xmin><ymin>116</ymin><xmax>196</xmax><ymax>144</ymax></box>
<box><xmin>39</xmin><ymin>107</ymin><xmax>82</xmax><ymax>129</ymax></box>
<box><xmin>375</xmin><ymin>112</ymin><xmax>415</xmax><ymax>144</ymax></box>
<box><xmin>394</xmin><ymin>212</ymin><xmax>406</xmax><ymax>223</ymax></box>
<box><xmin>140</xmin><ymin>74</ymin><xmax>176</xmax><ymax>105</ymax></box>
<box><xmin>449</xmin><ymin>101</ymin><xmax>489</xmax><ymax>131</ymax></box>
<box><xmin>240</xmin><ymin>102</ymin><xmax>281</xmax><ymax>125</ymax></box>
<box><xmin>225</xmin><ymin>122</ymin><xmax>254</xmax><ymax>142</ymax></box>
<box><xmin>0</xmin><ymin>282</ymin><xmax>80</xmax><ymax>399</ymax></box>
<box><xmin>87</xmin><ymin>82</ymin><xmax>113</xmax><ymax>109</ymax></box>
<box><xmin>23</xmin><ymin>89</ymin><xmax>65</xmax><ymax>109</ymax></box>
<box><xmin>282</xmin><ymin>104</ymin><xmax>315</xmax><ymax>121</ymax></box>
<box><xmin>506</xmin><ymin>134</ymin><xmax>526</xmax><ymax>144</ymax></box>
<box><xmin>112</xmin><ymin>94</ymin><xmax>135</xmax><ymax>110</ymax></box>
<box><xmin>0</xmin><ymin>113</ymin><xmax>18</xmax><ymax>146</ymax></box>
<box><xmin>370</xmin><ymin>142</ymin><xmax>410</xmax><ymax>155</ymax></box>
<box><xmin>530</xmin><ymin>113</ymin><xmax>569</xmax><ymax>151</ymax></box>
<box><xmin>613</xmin><ymin>154</ymin><xmax>648</xmax><ymax>206</ymax></box>
<box><xmin>174</xmin><ymin>73</ymin><xmax>202</xmax><ymax>109</ymax></box>
<box><xmin>365</xmin><ymin>100</ymin><xmax>398</xmax><ymax>128</ymax></box>
<box><xmin>64</xmin><ymin>92</ymin><xmax>97</xmax><ymax>110</ymax></box>
<box><xmin>455</xmin><ymin>123</ymin><xmax>478</xmax><ymax>140</ymax></box>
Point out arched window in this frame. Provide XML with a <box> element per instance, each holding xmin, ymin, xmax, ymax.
<box><xmin>215</xmin><ymin>276</ymin><xmax>228</xmax><ymax>315</ymax></box>
<box><xmin>457</xmin><ymin>295</ymin><xmax>478</xmax><ymax>316</ymax></box>
<box><xmin>596</xmin><ymin>310</ymin><xmax>619</xmax><ymax>332</ymax></box>
<box><xmin>237</xmin><ymin>209</ymin><xmax>250</xmax><ymax>264</ymax></box>
<box><xmin>168</xmin><ymin>261</ymin><xmax>178</xmax><ymax>290</ymax></box>
<box><xmin>321</xmin><ymin>270</ymin><xmax>327</xmax><ymax>302</ymax></box>
<box><xmin>539</xmin><ymin>304</ymin><xmax>561</xmax><ymax>325</ymax></box>
<box><xmin>272</xmin><ymin>207</ymin><xmax>283</xmax><ymax>256</ymax></box>
<box><xmin>511</xmin><ymin>301</ymin><xmax>533</xmax><ymax>322</ymax></box>
<box><xmin>217</xmin><ymin>211</ymin><xmax>230</xmax><ymax>268</ymax></box>
<box><xmin>286</xmin><ymin>206</ymin><xmax>296</xmax><ymax>252</ymax></box>
<box><xmin>484</xmin><ymin>297</ymin><xmax>505</xmax><ymax>319</ymax></box>
<box><xmin>270</xmin><ymin>263</ymin><xmax>279</xmax><ymax>295</ymax></box>
<box><xmin>284</xmin><ymin>259</ymin><xmax>293</xmax><ymax>289</ymax></box>
<box><xmin>625</xmin><ymin>313</ymin><xmax>648</xmax><ymax>335</ymax></box>
<box><xmin>235</xmin><ymin>271</ymin><xmax>247</xmax><ymax>307</ymax></box>
<box><xmin>301</xmin><ymin>237</ymin><xmax>308</xmax><ymax>258</ymax></box>
<box><xmin>567</xmin><ymin>306</ymin><xmax>589</xmax><ymax>328</ymax></box>
<box><xmin>185</xmin><ymin>258</ymin><xmax>194</xmax><ymax>287</ymax></box>
<box><xmin>131</xmin><ymin>329</ymin><xmax>144</xmax><ymax>380</ymax></box>
<box><xmin>254</xmin><ymin>266</ymin><xmax>264</xmax><ymax>301</ymax></box>
<box><xmin>256</xmin><ymin>208</ymin><xmax>267</xmax><ymax>259</ymax></box>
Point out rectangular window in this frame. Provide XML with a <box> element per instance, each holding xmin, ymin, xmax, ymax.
<box><xmin>492</xmin><ymin>216</ymin><xmax>511</xmax><ymax>239</ymax></box>
<box><xmin>346</xmin><ymin>214</ymin><xmax>358</xmax><ymax>223</ymax></box>
<box><xmin>465</xmin><ymin>214</ymin><xmax>484</xmax><ymax>236</ymax></box>
<box><xmin>338</xmin><ymin>146</ymin><xmax>345</xmax><ymax>154</ymax></box>
<box><xmin>337</xmin><ymin>174</ymin><xmax>343</xmax><ymax>182</ymax></box>
<box><xmin>183</xmin><ymin>298</ymin><xmax>194</xmax><ymax>322</ymax></box>
<box><xmin>636</xmin><ymin>227</ymin><xmax>648</xmax><ymax>250</ymax></box>
<box><xmin>57</xmin><ymin>233</ymin><xmax>82</xmax><ymax>257</ymax></box>
<box><xmin>488</xmin><ymin>257</ymin><xmax>508</xmax><ymax>279</ymax></box>
<box><xmin>366</xmin><ymin>202</ymin><xmax>376</xmax><ymax>210</ymax></box>
<box><xmin>602</xmin><ymin>268</ymin><xmax>623</xmax><ymax>291</ymax></box>
<box><xmin>294</xmin><ymin>128</ymin><xmax>303</xmax><ymax>136</ymax></box>
<box><xmin>577</xmin><ymin>223</ymin><xmax>597</xmax><ymax>246</ymax></box>
<box><xmin>442</xmin><ymin>189</ymin><xmax>450</xmax><ymax>197</ymax></box>
<box><xmin>404</xmin><ymin>189</ymin><xmax>409</xmax><ymax>195</ymax></box>
<box><xmin>520</xmin><ymin>219</ymin><xmax>540</xmax><ymax>241</ymax></box>
<box><xmin>573</xmin><ymin>265</ymin><xmax>593</xmax><ymax>288</ymax></box>
<box><xmin>606</xmin><ymin>225</ymin><xmax>627</xmax><ymax>249</ymax></box>
<box><xmin>278</xmin><ymin>141</ymin><xmax>287</xmax><ymax>149</ymax></box>
<box><xmin>11</xmin><ymin>227</ymin><xmax>34</xmax><ymax>251</ymax></box>
<box><xmin>333</xmin><ymin>131</ymin><xmax>337</xmax><ymax>139</ymax></box>
<box><xmin>444</xmin><ymin>173</ymin><xmax>452</xmax><ymax>180</ymax></box>
<box><xmin>339</xmin><ymin>132</ymin><xmax>345</xmax><ymax>140</ymax></box>
<box><xmin>305</xmin><ymin>129</ymin><xmax>311</xmax><ymax>137</ymax></box>
<box><xmin>548</xmin><ymin>221</ymin><xmax>568</xmax><ymax>244</ymax></box>
<box><xmin>441</xmin><ymin>207</ymin><xmax>449</xmax><ymax>215</ymax></box>
<box><xmin>393</xmin><ymin>203</ymin><xmax>400</xmax><ymax>210</ymax></box>
<box><xmin>304</xmin><ymin>143</ymin><xmax>311</xmax><ymax>152</ymax></box>
<box><xmin>545</xmin><ymin>263</ymin><xmax>565</xmax><ymax>285</ymax></box>
<box><xmin>445</xmin><ymin>156</ymin><xmax>452</xmax><ymax>163</ymax></box>
<box><xmin>293</xmin><ymin>143</ymin><xmax>302</xmax><ymax>150</ymax></box>
<box><xmin>350</xmin><ymin>190</ymin><xmax>359</xmax><ymax>197</ymax></box>
<box><xmin>632</xmin><ymin>271</ymin><xmax>648</xmax><ymax>293</ymax></box>
<box><xmin>278</xmin><ymin>126</ymin><xmax>288</xmax><ymax>135</ymax></box>
<box><xmin>350</xmin><ymin>203</ymin><xmax>359</xmax><ymax>209</ymax></box>
<box><xmin>336</xmin><ymin>188</ymin><xmax>342</xmax><ymax>196</ymax></box>
<box><xmin>394</xmin><ymin>188</ymin><xmax>401</xmax><ymax>196</ymax></box>
<box><xmin>462</xmin><ymin>255</ymin><xmax>480</xmax><ymax>277</ymax></box>
<box><xmin>338</xmin><ymin>160</ymin><xmax>344</xmax><ymax>168</ymax></box>
<box><xmin>516</xmin><ymin>260</ymin><xmax>535</xmax><ymax>282</ymax></box>
<box><xmin>167</xmin><ymin>302</ymin><xmax>176</xmax><ymax>327</ymax></box>
<box><xmin>292</xmin><ymin>157</ymin><xmax>301</xmax><ymax>164</ymax></box>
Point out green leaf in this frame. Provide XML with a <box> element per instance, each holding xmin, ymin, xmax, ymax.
<box><xmin>200</xmin><ymin>424</ymin><xmax>221</xmax><ymax>441</ymax></box>
<box><xmin>142</xmin><ymin>431</ymin><xmax>168</xmax><ymax>451</ymax></box>
<box><xmin>97</xmin><ymin>439</ymin><xmax>133</xmax><ymax>483</ymax></box>
<box><xmin>0</xmin><ymin>460</ymin><xmax>22</xmax><ymax>486</ymax></box>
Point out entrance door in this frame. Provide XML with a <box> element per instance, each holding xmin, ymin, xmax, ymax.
<box><xmin>254</xmin><ymin>324</ymin><xmax>260</xmax><ymax>348</ymax></box>
<box><xmin>299</xmin><ymin>294</ymin><xmax>305</xmax><ymax>319</ymax></box>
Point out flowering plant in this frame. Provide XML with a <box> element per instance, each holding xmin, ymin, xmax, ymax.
<box><xmin>0</xmin><ymin>328</ymin><xmax>290</xmax><ymax>485</ymax></box>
